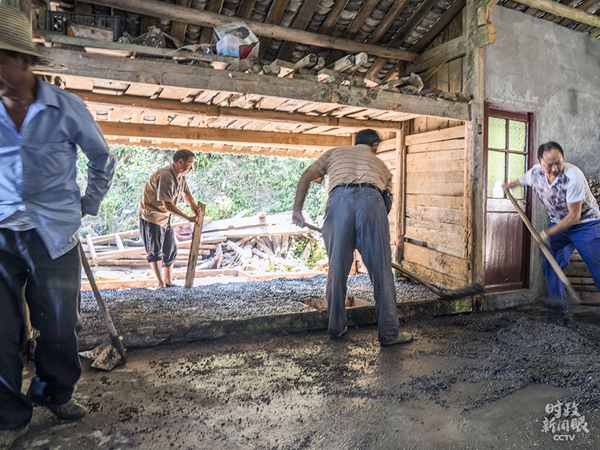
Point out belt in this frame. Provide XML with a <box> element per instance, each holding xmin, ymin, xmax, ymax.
<box><xmin>331</xmin><ymin>183</ymin><xmax>382</xmax><ymax>194</ymax></box>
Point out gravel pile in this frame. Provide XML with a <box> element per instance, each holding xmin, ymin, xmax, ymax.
<box><xmin>80</xmin><ymin>274</ymin><xmax>437</xmax><ymax>334</ymax></box>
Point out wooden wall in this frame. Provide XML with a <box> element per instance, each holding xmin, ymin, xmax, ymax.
<box><xmin>377</xmin><ymin>132</ymin><xmax>403</xmax><ymax>260</ymax></box>
<box><xmin>399</xmin><ymin>124</ymin><xmax>472</xmax><ymax>290</ymax></box>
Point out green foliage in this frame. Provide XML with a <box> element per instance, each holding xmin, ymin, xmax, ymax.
<box><xmin>78</xmin><ymin>146</ymin><xmax>327</xmax><ymax>235</ymax></box>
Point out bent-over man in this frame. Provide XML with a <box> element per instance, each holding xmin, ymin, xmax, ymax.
<box><xmin>0</xmin><ymin>5</ymin><xmax>115</xmax><ymax>448</ymax></box>
<box><xmin>504</xmin><ymin>141</ymin><xmax>600</xmax><ymax>314</ymax></box>
<box><xmin>138</xmin><ymin>149</ymin><xmax>202</xmax><ymax>287</ymax></box>
<box><xmin>292</xmin><ymin>129</ymin><xmax>412</xmax><ymax>346</ymax></box>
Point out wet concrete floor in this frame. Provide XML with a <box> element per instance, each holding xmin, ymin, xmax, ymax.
<box><xmin>12</xmin><ymin>305</ymin><xmax>600</xmax><ymax>450</ymax></box>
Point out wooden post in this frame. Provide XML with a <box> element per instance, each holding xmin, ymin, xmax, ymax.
<box><xmin>185</xmin><ymin>202</ymin><xmax>206</xmax><ymax>288</ymax></box>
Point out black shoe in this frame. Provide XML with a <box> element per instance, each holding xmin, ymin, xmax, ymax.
<box><xmin>27</xmin><ymin>386</ymin><xmax>87</xmax><ymax>420</ymax></box>
<box><xmin>0</xmin><ymin>425</ymin><xmax>29</xmax><ymax>450</ymax></box>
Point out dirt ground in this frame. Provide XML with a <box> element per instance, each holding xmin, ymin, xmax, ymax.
<box><xmin>12</xmin><ymin>304</ymin><xmax>600</xmax><ymax>450</ymax></box>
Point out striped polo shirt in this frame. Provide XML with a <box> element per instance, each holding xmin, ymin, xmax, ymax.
<box><xmin>309</xmin><ymin>144</ymin><xmax>392</xmax><ymax>193</ymax></box>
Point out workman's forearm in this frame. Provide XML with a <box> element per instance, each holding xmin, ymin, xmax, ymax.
<box><xmin>292</xmin><ymin>169</ymin><xmax>320</xmax><ymax>226</ymax></box>
<box><xmin>546</xmin><ymin>201</ymin><xmax>582</xmax><ymax>237</ymax></box>
<box><xmin>503</xmin><ymin>180</ymin><xmax>522</xmax><ymax>191</ymax></box>
<box><xmin>184</xmin><ymin>194</ymin><xmax>200</xmax><ymax>214</ymax></box>
<box><xmin>162</xmin><ymin>201</ymin><xmax>196</xmax><ymax>222</ymax></box>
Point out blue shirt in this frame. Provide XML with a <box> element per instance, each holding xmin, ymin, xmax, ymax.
<box><xmin>0</xmin><ymin>78</ymin><xmax>115</xmax><ymax>259</ymax></box>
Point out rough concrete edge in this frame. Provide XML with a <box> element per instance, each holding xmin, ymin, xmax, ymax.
<box><xmin>482</xmin><ymin>289</ymin><xmax>535</xmax><ymax>311</ymax></box>
<box><xmin>77</xmin><ymin>298</ymin><xmax>473</xmax><ymax>351</ymax></box>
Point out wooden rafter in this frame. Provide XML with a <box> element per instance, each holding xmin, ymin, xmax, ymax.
<box><xmin>325</xmin><ymin>0</ymin><xmax>381</xmax><ymax>65</ymax></box>
<box><xmin>70</xmin><ymin>90</ymin><xmax>407</xmax><ymax>129</ymax></box>
<box><xmin>237</xmin><ymin>0</ymin><xmax>258</xmax><ymax>20</ymax></box>
<box><xmin>170</xmin><ymin>0</ymin><xmax>193</xmax><ymax>43</ymax></box>
<box><xmin>517</xmin><ymin>0</ymin><xmax>600</xmax><ymax>29</ymax></box>
<box><xmin>76</xmin><ymin>0</ymin><xmax>416</xmax><ymax>61</ymax></box>
<box><xmin>200</xmin><ymin>0</ymin><xmax>225</xmax><ymax>44</ymax></box>
<box><xmin>258</xmin><ymin>0</ymin><xmax>291</xmax><ymax>61</ymax></box>
<box><xmin>366</xmin><ymin>0</ymin><xmax>441</xmax><ymax>80</ymax></box>
<box><xmin>305</xmin><ymin>0</ymin><xmax>350</xmax><ymax>55</ymax></box>
<box><xmin>276</xmin><ymin>0</ymin><xmax>322</xmax><ymax>61</ymax></box>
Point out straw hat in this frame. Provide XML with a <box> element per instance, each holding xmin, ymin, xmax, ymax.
<box><xmin>0</xmin><ymin>4</ymin><xmax>64</xmax><ymax>69</ymax></box>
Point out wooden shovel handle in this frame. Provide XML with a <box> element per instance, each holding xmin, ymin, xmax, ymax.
<box><xmin>503</xmin><ymin>187</ymin><xmax>579</xmax><ymax>301</ymax></box>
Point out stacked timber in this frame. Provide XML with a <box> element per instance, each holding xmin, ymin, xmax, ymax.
<box><xmin>81</xmin><ymin>211</ymin><xmax>326</xmax><ymax>288</ymax></box>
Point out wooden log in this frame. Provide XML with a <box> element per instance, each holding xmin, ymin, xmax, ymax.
<box><xmin>185</xmin><ymin>203</ymin><xmax>206</xmax><ymax>288</ymax></box>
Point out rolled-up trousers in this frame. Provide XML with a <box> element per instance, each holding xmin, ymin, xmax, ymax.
<box><xmin>0</xmin><ymin>229</ymin><xmax>81</xmax><ymax>430</ymax></box>
<box><xmin>322</xmin><ymin>185</ymin><xmax>399</xmax><ymax>343</ymax></box>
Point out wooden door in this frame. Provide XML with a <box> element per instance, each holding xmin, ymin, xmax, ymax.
<box><xmin>484</xmin><ymin>106</ymin><xmax>533</xmax><ymax>292</ymax></box>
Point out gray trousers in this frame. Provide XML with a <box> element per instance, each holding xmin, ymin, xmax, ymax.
<box><xmin>322</xmin><ymin>185</ymin><xmax>399</xmax><ymax>342</ymax></box>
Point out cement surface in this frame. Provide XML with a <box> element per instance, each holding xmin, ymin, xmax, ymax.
<box><xmin>12</xmin><ymin>305</ymin><xmax>600</xmax><ymax>450</ymax></box>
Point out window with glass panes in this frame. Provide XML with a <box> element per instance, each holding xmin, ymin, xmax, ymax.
<box><xmin>487</xmin><ymin>117</ymin><xmax>528</xmax><ymax>200</ymax></box>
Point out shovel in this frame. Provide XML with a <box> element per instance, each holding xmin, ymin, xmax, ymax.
<box><xmin>79</xmin><ymin>243</ymin><xmax>127</xmax><ymax>370</ymax></box>
<box><xmin>302</xmin><ymin>223</ymin><xmax>483</xmax><ymax>301</ymax></box>
<box><xmin>504</xmin><ymin>188</ymin><xmax>580</xmax><ymax>306</ymax></box>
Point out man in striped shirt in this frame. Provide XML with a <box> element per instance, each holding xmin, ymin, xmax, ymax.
<box><xmin>292</xmin><ymin>129</ymin><xmax>413</xmax><ymax>346</ymax></box>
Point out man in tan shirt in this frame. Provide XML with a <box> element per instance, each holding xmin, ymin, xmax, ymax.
<box><xmin>138</xmin><ymin>149</ymin><xmax>201</xmax><ymax>287</ymax></box>
<box><xmin>292</xmin><ymin>129</ymin><xmax>412</xmax><ymax>346</ymax></box>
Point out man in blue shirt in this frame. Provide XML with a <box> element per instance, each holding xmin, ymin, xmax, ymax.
<box><xmin>0</xmin><ymin>5</ymin><xmax>114</xmax><ymax>447</ymax></box>
<box><xmin>504</xmin><ymin>142</ymin><xmax>600</xmax><ymax>314</ymax></box>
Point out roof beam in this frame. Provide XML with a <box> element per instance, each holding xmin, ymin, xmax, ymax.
<box><xmin>103</xmin><ymin>137</ymin><xmax>325</xmax><ymax>158</ymax></box>
<box><xmin>38</xmin><ymin>48</ymin><xmax>470</xmax><ymax>120</ymax></box>
<box><xmin>97</xmin><ymin>122</ymin><xmax>352</xmax><ymax>148</ymax></box>
<box><xmin>70</xmin><ymin>90</ymin><xmax>406</xmax><ymax>130</ymax></box>
<box><xmin>515</xmin><ymin>0</ymin><xmax>600</xmax><ymax>28</ymax></box>
<box><xmin>75</xmin><ymin>0</ymin><xmax>416</xmax><ymax>62</ymax></box>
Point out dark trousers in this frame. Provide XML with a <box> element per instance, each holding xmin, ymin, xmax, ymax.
<box><xmin>139</xmin><ymin>217</ymin><xmax>177</xmax><ymax>267</ymax></box>
<box><xmin>545</xmin><ymin>220</ymin><xmax>600</xmax><ymax>299</ymax></box>
<box><xmin>322</xmin><ymin>185</ymin><xmax>399</xmax><ymax>343</ymax></box>
<box><xmin>0</xmin><ymin>229</ymin><xmax>82</xmax><ymax>430</ymax></box>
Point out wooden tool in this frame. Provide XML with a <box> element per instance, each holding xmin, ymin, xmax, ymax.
<box><xmin>504</xmin><ymin>188</ymin><xmax>580</xmax><ymax>304</ymax></box>
<box><xmin>185</xmin><ymin>202</ymin><xmax>206</xmax><ymax>288</ymax></box>
<box><xmin>79</xmin><ymin>243</ymin><xmax>127</xmax><ymax>369</ymax></box>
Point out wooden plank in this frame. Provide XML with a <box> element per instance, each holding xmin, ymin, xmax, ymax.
<box><xmin>406</xmin><ymin>204</ymin><xmax>464</xmax><ymax>225</ymax></box>
<box><xmin>405</xmin><ymin>126</ymin><xmax>466</xmax><ymax>145</ymax></box>
<box><xmin>403</xmin><ymin>242</ymin><xmax>467</xmax><ymax>281</ymax></box>
<box><xmin>405</xmin><ymin>227</ymin><xmax>464</xmax><ymax>253</ymax></box>
<box><xmin>185</xmin><ymin>203</ymin><xmax>206</xmax><ymax>288</ymax></box>
<box><xmin>74</xmin><ymin>0</ymin><xmax>416</xmax><ymax>62</ymax></box>
<box><xmin>408</xmin><ymin>139</ymin><xmax>466</xmax><ymax>154</ymax></box>
<box><xmin>406</xmin><ymin>193</ymin><xmax>464</xmax><ymax>209</ymax></box>
<box><xmin>405</xmin><ymin>218</ymin><xmax>464</xmax><ymax>236</ymax></box>
<box><xmin>401</xmin><ymin>259</ymin><xmax>466</xmax><ymax>290</ymax></box>
<box><xmin>406</xmin><ymin>149</ymin><xmax>464</xmax><ymax>162</ymax></box>
<box><xmin>406</xmin><ymin>159</ymin><xmax>465</xmax><ymax>173</ymax></box>
<box><xmin>405</xmin><ymin>182</ymin><xmax>463</xmax><ymax>196</ymax></box>
<box><xmin>406</xmin><ymin>171</ymin><xmax>464</xmax><ymax>184</ymax></box>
